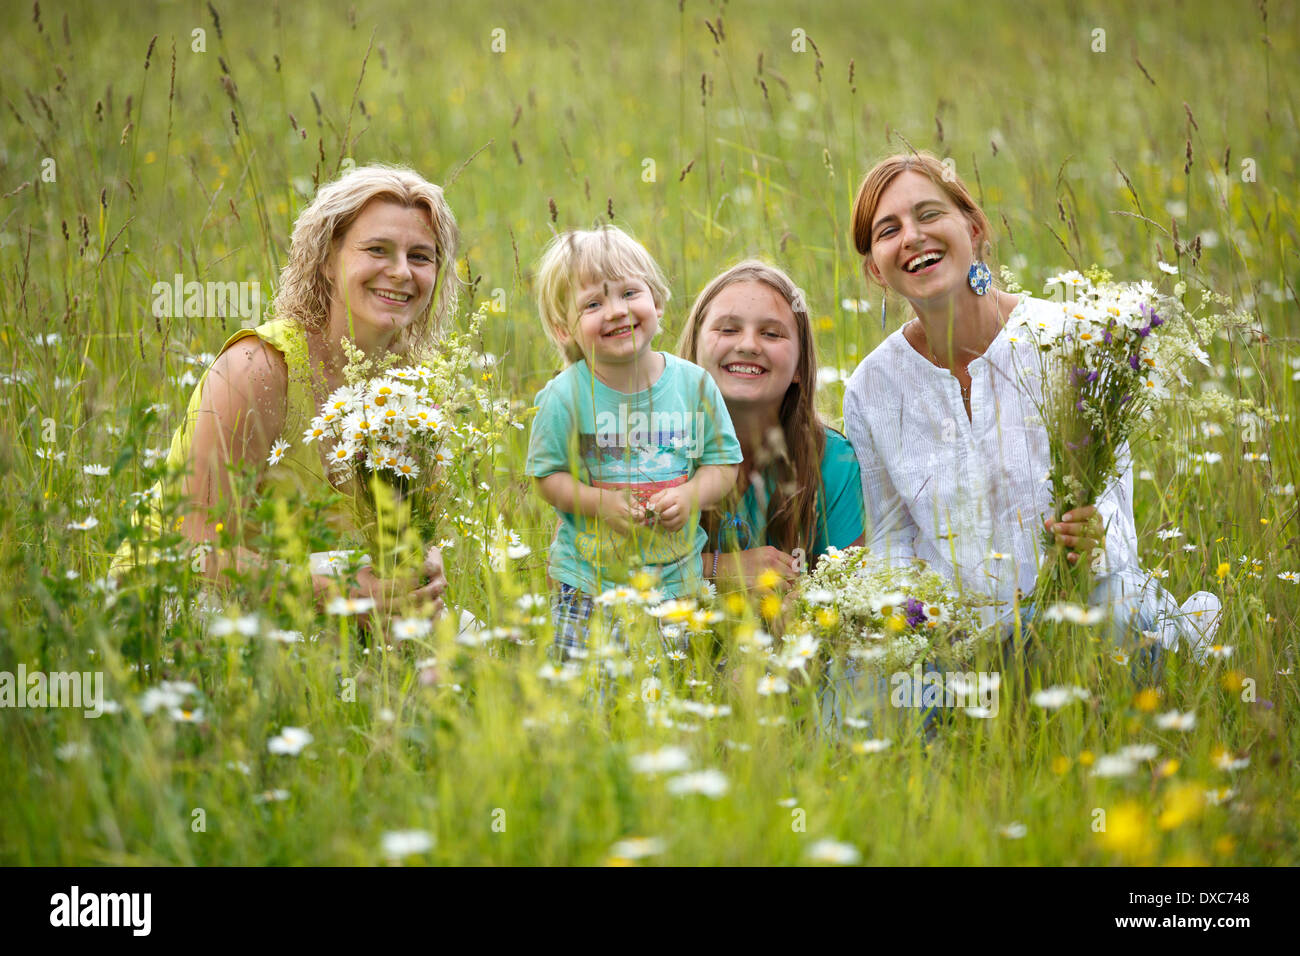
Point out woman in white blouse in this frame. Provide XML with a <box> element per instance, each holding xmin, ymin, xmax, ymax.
<box><xmin>841</xmin><ymin>150</ymin><xmax>1221</xmax><ymax>658</ymax></box>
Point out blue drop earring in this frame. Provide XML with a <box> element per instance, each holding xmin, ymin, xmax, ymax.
<box><xmin>880</xmin><ymin>294</ymin><xmax>887</xmax><ymax>330</ymax></box>
<box><xmin>968</xmin><ymin>260</ymin><xmax>993</xmax><ymax>296</ymax></box>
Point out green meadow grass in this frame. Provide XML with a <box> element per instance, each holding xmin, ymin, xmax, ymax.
<box><xmin>0</xmin><ymin>0</ymin><xmax>1296</xmax><ymax>864</ymax></box>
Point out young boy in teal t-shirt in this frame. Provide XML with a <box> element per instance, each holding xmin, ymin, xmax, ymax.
<box><xmin>526</xmin><ymin>226</ymin><xmax>741</xmax><ymax>656</ymax></box>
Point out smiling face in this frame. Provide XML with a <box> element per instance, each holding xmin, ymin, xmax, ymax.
<box><xmin>324</xmin><ymin>199</ymin><xmax>440</xmax><ymax>351</ymax></box>
<box><xmin>696</xmin><ymin>280</ymin><xmax>801</xmax><ymax>413</ymax></box>
<box><xmin>567</xmin><ymin>274</ymin><xmax>663</xmax><ymax>371</ymax></box>
<box><xmin>866</xmin><ymin>170</ymin><xmax>985</xmax><ymax>307</ymax></box>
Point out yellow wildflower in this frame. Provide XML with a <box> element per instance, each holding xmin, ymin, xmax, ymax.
<box><xmin>1098</xmin><ymin>801</ymin><xmax>1154</xmax><ymax>859</ymax></box>
<box><xmin>1157</xmin><ymin>784</ymin><xmax>1203</xmax><ymax>830</ymax></box>
<box><xmin>1133</xmin><ymin>688</ymin><xmax>1160</xmax><ymax>712</ymax></box>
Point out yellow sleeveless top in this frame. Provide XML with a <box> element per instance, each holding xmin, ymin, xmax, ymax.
<box><xmin>111</xmin><ymin>318</ymin><xmax>365</xmax><ymax>575</ymax></box>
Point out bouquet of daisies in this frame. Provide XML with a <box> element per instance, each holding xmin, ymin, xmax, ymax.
<box><xmin>1025</xmin><ymin>265</ymin><xmax>1236</xmax><ymax>600</ymax></box>
<box><xmin>795</xmin><ymin>547</ymin><xmax>989</xmax><ymax>672</ymax></box>
<box><xmin>302</xmin><ymin>305</ymin><xmax>508</xmax><ymax>574</ymax></box>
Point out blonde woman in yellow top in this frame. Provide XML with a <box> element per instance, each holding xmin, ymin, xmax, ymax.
<box><xmin>113</xmin><ymin>165</ymin><xmax>457</xmax><ymax>622</ymax></box>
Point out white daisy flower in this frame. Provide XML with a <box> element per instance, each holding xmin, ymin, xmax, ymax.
<box><xmin>1042</xmin><ymin>602</ymin><xmax>1105</xmax><ymax>625</ymax></box>
<box><xmin>1155</xmin><ymin>710</ymin><xmax>1196</xmax><ymax>730</ymax></box>
<box><xmin>805</xmin><ymin>839</ymin><xmax>860</xmax><ymax>865</ymax></box>
<box><xmin>266</xmin><ymin>439</ymin><xmax>290</xmax><ymax>466</ymax></box>
<box><xmin>1090</xmin><ymin>755</ymin><xmax>1138</xmax><ymax>778</ymax></box>
<box><xmin>779</xmin><ymin>632</ymin><xmax>821</xmax><ymax>670</ymax></box>
<box><xmin>850</xmin><ymin>738</ymin><xmax>892</xmax><ymax>755</ymax></box>
<box><xmin>328</xmin><ymin>441</ymin><xmax>359</xmax><ymax>467</ymax></box>
<box><xmin>1118</xmin><ymin>744</ymin><xmax>1159</xmax><ymax>762</ymax></box>
<box><xmin>665</xmin><ymin>769</ymin><xmax>729</xmax><ymax>798</ymax></box>
<box><xmin>1031</xmin><ymin>685</ymin><xmax>1091</xmax><ymax>709</ymax></box>
<box><xmin>209</xmin><ymin>613</ymin><xmax>260</xmax><ymax>637</ymax></box>
<box><xmin>608</xmin><ymin>836</ymin><xmax>666</xmax><ymax>860</ymax></box>
<box><xmin>381</xmin><ymin>829</ymin><xmax>435</xmax><ymax>859</ymax></box>
<box><xmin>630</xmin><ymin>746</ymin><xmax>691</xmax><ymax>774</ymax></box>
<box><xmin>267</xmin><ymin>726</ymin><xmax>313</xmax><ymax>756</ymax></box>
<box><xmin>55</xmin><ymin>741</ymin><xmax>92</xmax><ymax>761</ymax></box>
<box><xmin>679</xmin><ymin>701</ymin><xmax>731</xmax><ymax>719</ymax></box>
<box><xmin>392</xmin><ymin>618</ymin><xmax>433</xmax><ymax>641</ymax></box>
<box><xmin>326</xmin><ymin>596</ymin><xmax>375</xmax><ymax>616</ymax></box>
<box><xmin>1212</xmin><ymin>750</ymin><xmax>1250</xmax><ymax>771</ymax></box>
<box><xmin>756</xmin><ymin>674</ymin><xmax>789</xmax><ymax>696</ymax></box>
<box><xmin>536</xmin><ymin>662</ymin><xmax>581</xmax><ymax>683</ymax></box>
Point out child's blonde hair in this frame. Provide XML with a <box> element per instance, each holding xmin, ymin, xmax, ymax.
<box><xmin>534</xmin><ymin>225</ymin><xmax>671</xmax><ymax>364</ymax></box>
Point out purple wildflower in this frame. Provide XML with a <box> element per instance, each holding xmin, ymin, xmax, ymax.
<box><xmin>1129</xmin><ymin>354</ymin><xmax>1141</xmax><ymax>371</ymax></box>
<box><xmin>904</xmin><ymin>598</ymin><xmax>927</xmax><ymax>628</ymax></box>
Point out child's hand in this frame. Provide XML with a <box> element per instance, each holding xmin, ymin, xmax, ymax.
<box><xmin>716</xmin><ymin>546</ymin><xmax>798</xmax><ymax>591</ymax></box>
<box><xmin>597</xmin><ymin>489</ymin><xmax>641</xmax><ymax>535</ymax></box>
<box><xmin>645</xmin><ymin>485</ymin><xmax>694</xmax><ymax>532</ymax></box>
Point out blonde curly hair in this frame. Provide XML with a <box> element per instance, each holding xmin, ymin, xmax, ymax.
<box><xmin>272</xmin><ymin>164</ymin><xmax>460</xmax><ymax>352</ymax></box>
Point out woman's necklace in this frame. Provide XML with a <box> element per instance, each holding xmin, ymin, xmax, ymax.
<box><xmin>939</xmin><ymin>354</ymin><xmax>973</xmax><ymax>403</ymax></box>
<box><xmin>913</xmin><ymin>321</ymin><xmax>972</xmax><ymax>403</ymax></box>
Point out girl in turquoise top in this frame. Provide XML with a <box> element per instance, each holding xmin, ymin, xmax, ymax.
<box><xmin>678</xmin><ymin>260</ymin><xmax>866</xmax><ymax>590</ymax></box>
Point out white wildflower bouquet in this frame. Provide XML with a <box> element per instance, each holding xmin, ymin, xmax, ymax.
<box><xmin>796</xmin><ymin>547</ymin><xmax>989</xmax><ymax>672</ymax></box>
<box><xmin>1026</xmin><ymin>265</ymin><xmax>1237</xmax><ymax>600</ymax></box>
<box><xmin>301</xmin><ymin>304</ymin><xmax>508</xmax><ymax>575</ymax></box>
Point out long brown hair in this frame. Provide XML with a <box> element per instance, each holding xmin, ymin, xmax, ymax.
<box><xmin>678</xmin><ymin>260</ymin><xmax>826</xmax><ymax>557</ymax></box>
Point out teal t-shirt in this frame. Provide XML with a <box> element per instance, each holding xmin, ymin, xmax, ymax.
<box><xmin>708</xmin><ymin>426</ymin><xmax>864</xmax><ymax>561</ymax></box>
<box><xmin>526</xmin><ymin>353</ymin><xmax>743</xmax><ymax>598</ymax></box>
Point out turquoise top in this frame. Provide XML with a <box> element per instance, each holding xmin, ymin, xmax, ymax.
<box><xmin>708</xmin><ymin>426</ymin><xmax>864</xmax><ymax>560</ymax></box>
<box><xmin>525</xmin><ymin>353</ymin><xmax>743</xmax><ymax>597</ymax></box>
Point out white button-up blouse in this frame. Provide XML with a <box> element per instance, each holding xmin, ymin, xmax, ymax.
<box><xmin>841</xmin><ymin>295</ymin><xmax>1139</xmax><ymax>621</ymax></box>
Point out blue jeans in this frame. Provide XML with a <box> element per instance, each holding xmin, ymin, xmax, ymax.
<box><xmin>817</xmin><ymin>657</ymin><xmax>946</xmax><ymax>739</ymax></box>
<box><xmin>1006</xmin><ymin>568</ymin><xmax>1192</xmax><ymax>677</ymax></box>
<box><xmin>818</xmin><ymin>569</ymin><xmax>1186</xmax><ymax>736</ymax></box>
